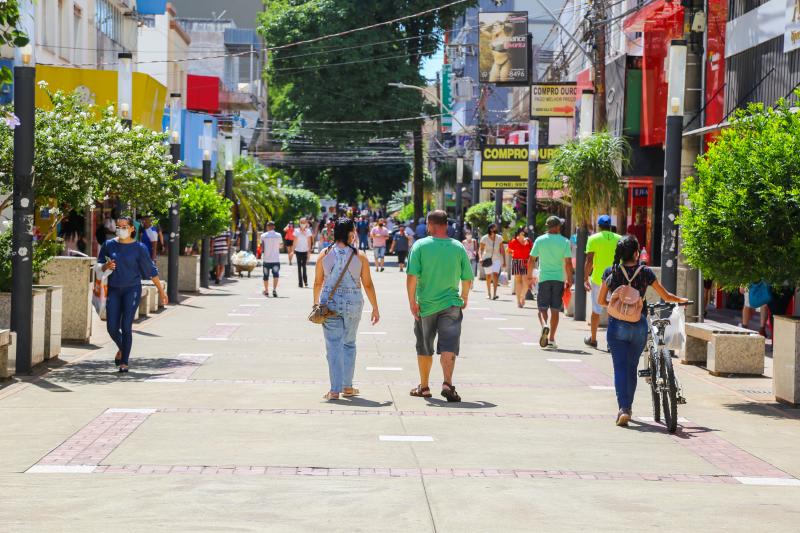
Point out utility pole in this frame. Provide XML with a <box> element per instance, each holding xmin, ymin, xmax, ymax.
<box><xmin>167</xmin><ymin>93</ymin><xmax>182</xmax><ymax>305</ymax></box>
<box><xmin>435</xmin><ymin>73</ymin><xmax>446</xmax><ymax>212</ymax></box>
<box><xmin>592</xmin><ymin>0</ymin><xmax>608</xmax><ymax>129</ymax></box>
<box><xmin>455</xmin><ymin>156</ymin><xmax>464</xmax><ymax>240</ymax></box>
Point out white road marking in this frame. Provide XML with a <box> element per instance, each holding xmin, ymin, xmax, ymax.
<box><xmin>27</xmin><ymin>465</ymin><xmax>96</xmax><ymax>474</ymax></box>
<box><xmin>469</xmin><ymin>307</ymin><xmax>490</xmax><ymax>311</ymax></box>
<box><xmin>177</xmin><ymin>353</ymin><xmax>212</xmax><ymax>358</ymax></box>
<box><xmin>498</xmin><ymin>327</ymin><xmax>524</xmax><ymax>330</ymax></box>
<box><xmin>239</xmin><ymin>304</ymin><xmax>261</xmax><ymax>307</ymax></box>
<box><xmin>547</xmin><ymin>358</ymin><xmax>582</xmax><ymax>363</ymax></box>
<box><xmin>483</xmin><ymin>317</ymin><xmax>507</xmax><ymax>321</ymax></box>
<box><xmin>379</xmin><ymin>435</ymin><xmax>434</xmax><ymax>442</ymax></box>
<box><xmin>148</xmin><ymin>378</ymin><xmax>188</xmax><ymax>383</ymax></box>
<box><xmin>227</xmin><ymin>313</ymin><xmax>251</xmax><ymax>317</ymax></box>
<box><xmin>735</xmin><ymin>477</ymin><xmax>800</xmax><ymax>487</ymax></box>
<box><xmin>105</xmin><ymin>408</ymin><xmax>157</xmax><ymax>414</ymax></box>
<box><xmin>366</xmin><ymin>367</ymin><xmax>403</xmax><ymax>371</ymax></box>
<box><xmin>215</xmin><ymin>323</ymin><xmax>242</xmax><ymax>326</ymax></box>
<box><xmin>589</xmin><ymin>386</ymin><xmax>615</xmax><ymax>391</ymax></box>
<box><xmin>197</xmin><ymin>337</ymin><xmax>228</xmax><ymax>341</ymax></box>
<box><xmin>522</xmin><ymin>342</ymin><xmax>538</xmax><ymax>346</ymax></box>
<box><xmin>247</xmin><ymin>297</ymin><xmax>265</xmax><ymax>300</ymax></box>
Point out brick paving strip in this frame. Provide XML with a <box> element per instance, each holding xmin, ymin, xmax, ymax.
<box><xmin>184</xmin><ymin>378</ymin><xmax>584</xmax><ymax>390</ymax></box>
<box><xmin>147</xmin><ymin>355</ymin><xmax>211</xmax><ymax>382</ymax></box>
<box><xmin>26</xmin><ymin>408</ymin><xmax>800</xmax><ymax>486</ymax></box>
<box><xmin>197</xmin><ymin>324</ymin><xmax>240</xmax><ymax>341</ymax></box>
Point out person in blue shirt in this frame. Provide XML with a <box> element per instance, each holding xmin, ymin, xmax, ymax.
<box><xmin>98</xmin><ymin>216</ymin><xmax>167</xmax><ymax>373</ymax></box>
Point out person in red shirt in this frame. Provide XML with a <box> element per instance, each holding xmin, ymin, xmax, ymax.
<box><xmin>507</xmin><ymin>228</ymin><xmax>534</xmax><ymax>308</ymax></box>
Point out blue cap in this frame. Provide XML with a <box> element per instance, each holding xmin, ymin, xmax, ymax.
<box><xmin>597</xmin><ymin>214</ymin><xmax>612</xmax><ymax>227</ymax></box>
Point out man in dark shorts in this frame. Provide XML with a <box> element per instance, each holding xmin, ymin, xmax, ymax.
<box><xmin>390</xmin><ymin>223</ymin><xmax>411</xmax><ymax>272</ymax></box>
<box><xmin>406</xmin><ymin>210</ymin><xmax>474</xmax><ymax>402</ymax></box>
<box><xmin>528</xmin><ymin>216</ymin><xmax>574</xmax><ymax>349</ymax></box>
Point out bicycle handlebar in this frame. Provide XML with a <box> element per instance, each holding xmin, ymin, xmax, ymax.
<box><xmin>646</xmin><ymin>300</ymin><xmax>694</xmax><ymax>311</ymax></box>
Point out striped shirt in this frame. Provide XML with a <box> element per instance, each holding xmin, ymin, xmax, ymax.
<box><xmin>213</xmin><ymin>231</ymin><xmax>230</xmax><ymax>254</ymax></box>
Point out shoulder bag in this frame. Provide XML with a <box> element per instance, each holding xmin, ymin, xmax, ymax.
<box><xmin>308</xmin><ymin>249</ymin><xmax>356</xmax><ymax>324</ymax></box>
<box><xmin>482</xmin><ymin>236</ymin><xmax>495</xmax><ymax>268</ymax></box>
<box><xmin>607</xmin><ymin>265</ymin><xmax>645</xmax><ymax>322</ymax></box>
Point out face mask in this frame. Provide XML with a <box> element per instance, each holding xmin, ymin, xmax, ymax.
<box><xmin>116</xmin><ymin>228</ymin><xmax>131</xmax><ymax>239</ymax></box>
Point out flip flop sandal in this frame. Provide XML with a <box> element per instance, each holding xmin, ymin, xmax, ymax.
<box><xmin>343</xmin><ymin>387</ymin><xmax>360</xmax><ymax>397</ymax></box>
<box><xmin>441</xmin><ymin>382</ymin><xmax>461</xmax><ymax>403</ymax></box>
<box><xmin>323</xmin><ymin>392</ymin><xmax>340</xmax><ymax>401</ymax></box>
<box><xmin>410</xmin><ymin>385</ymin><xmax>432</xmax><ymax>398</ymax></box>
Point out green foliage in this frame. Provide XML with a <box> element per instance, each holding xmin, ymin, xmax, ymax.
<box><xmin>550</xmin><ymin>131</ymin><xmax>630</xmax><ymax>224</ymax></box>
<box><xmin>395</xmin><ymin>202</ymin><xmax>416</xmax><ymax>223</ymax></box>
<box><xmin>275</xmin><ymin>187</ymin><xmax>321</xmax><ymax>229</ymax></box>
<box><xmin>0</xmin><ymin>225</ymin><xmax>63</xmax><ymax>292</ymax></box>
<box><xmin>225</xmin><ymin>157</ymin><xmax>286</xmax><ymax>231</ymax></box>
<box><xmin>179</xmin><ymin>179</ymin><xmax>233</xmax><ymax>249</ymax></box>
<box><xmin>0</xmin><ymin>87</ymin><xmax>181</xmax><ymax>215</ymax></box>
<box><xmin>679</xmin><ymin>97</ymin><xmax>800</xmax><ymax>288</ymax></box>
<box><xmin>0</xmin><ymin>1</ymin><xmax>28</xmax><ymax>85</ymax></box>
<box><xmin>465</xmin><ymin>201</ymin><xmax>516</xmax><ymax>234</ymax></box>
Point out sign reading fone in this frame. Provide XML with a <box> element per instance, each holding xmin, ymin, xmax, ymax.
<box><xmin>480</xmin><ymin>145</ymin><xmax>529</xmax><ymax>190</ymax></box>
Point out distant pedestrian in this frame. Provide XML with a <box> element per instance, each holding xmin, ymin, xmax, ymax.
<box><xmin>407</xmin><ymin>210</ymin><xmax>474</xmax><ymax>402</ymax></box>
<box><xmin>390</xmin><ymin>222</ymin><xmax>411</xmax><ymax>272</ymax></box>
<box><xmin>507</xmin><ymin>228</ymin><xmax>533</xmax><ymax>308</ymax></box>
<box><xmin>98</xmin><ymin>216</ymin><xmax>167</xmax><ymax>373</ymax></box>
<box><xmin>283</xmin><ymin>222</ymin><xmax>296</xmax><ymax>266</ymax></box>
<box><xmin>212</xmin><ymin>229</ymin><xmax>231</xmax><ymax>284</ymax></box>
<box><xmin>139</xmin><ymin>216</ymin><xmax>160</xmax><ymax>261</ymax></box>
<box><xmin>584</xmin><ymin>215</ymin><xmax>621</xmax><ymax>348</ymax></box>
<box><xmin>356</xmin><ymin>216</ymin><xmax>370</xmax><ymax>251</ymax></box>
<box><xmin>313</xmin><ymin>218</ymin><xmax>380</xmax><ymax>400</ymax></box>
<box><xmin>370</xmin><ymin>218</ymin><xmax>390</xmax><ymax>272</ymax></box>
<box><xmin>462</xmin><ymin>230</ymin><xmax>478</xmax><ymax>275</ymax></box>
<box><xmin>626</xmin><ymin>210</ymin><xmax>647</xmax><ymax>250</ymax></box>
<box><xmin>479</xmin><ymin>223</ymin><xmax>505</xmax><ymax>300</ymax></box>
<box><xmin>528</xmin><ymin>216</ymin><xmax>573</xmax><ymax>349</ymax></box>
<box><xmin>293</xmin><ymin>217</ymin><xmax>314</xmax><ymax>288</ymax></box>
<box><xmin>260</xmin><ymin>221</ymin><xmax>283</xmax><ymax>297</ymax></box>
<box><xmin>597</xmin><ymin>235</ymin><xmax>686</xmax><ymax>426</ymax></box>
<box><xmin>415</xmin><ymin>217</ymin><xmax>427</xmax><ymax>239</ymax></box>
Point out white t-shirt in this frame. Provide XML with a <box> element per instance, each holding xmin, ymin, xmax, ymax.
<box><xmin>480</xmin><ymin>234</ymin><xmax>504</xmax><ymax>260</ymax></box>
<box><xmin>260</xmin><ymin>231</ymin><xmax>282</xmax><ymax>264</ymax></box>
<box><xmin>293</xmin><ymin>227</ymin><xmax>313</xmax><ymax>253</ymax></box>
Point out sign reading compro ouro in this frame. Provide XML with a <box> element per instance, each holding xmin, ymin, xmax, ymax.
<box><xmin>530</xmin><ymin>83</ymin><xmax>578</xmax><ymax>117</ymax></box>
<box><xmin>480</xmin><ymin>145</ymin><xmax>529</xmax><ymax>190</ymax></box>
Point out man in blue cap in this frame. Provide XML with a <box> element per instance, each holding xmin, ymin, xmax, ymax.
<box><xmin>584</xmin><ymin>214</ymin><xmax>621</xmax><ymax>348</ymax></box>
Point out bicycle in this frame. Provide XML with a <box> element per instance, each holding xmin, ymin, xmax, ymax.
<box><xmin>638</xmin><ymin>301</ymin><xmax>692</xmax><ymax>433</ymax></box>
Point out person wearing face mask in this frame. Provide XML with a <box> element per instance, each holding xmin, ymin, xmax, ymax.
<box><xmin>479</xmin><ymin>223</ymin><xmax>505</xmax><ymax>300</ymax></box>
<box><xmin>98</xmin><ymin>217</ymin><xmax>168</xmax><ymax>373</ymax></box>
<box><xmin>370</xmin><ymin>218</ymin><xmax>390</xmax><ymax>272</ymax></box>
<box><xmin>293</xmin><ymin>217</ymin><xmax>314</xmax><ymax>288</ymax></box>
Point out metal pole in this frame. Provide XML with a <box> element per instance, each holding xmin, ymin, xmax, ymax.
<box><xmin>168</xmin><ymin>143</ymin><xmax>181</xmax><ymax>304</ymax></box>
<box><xmin>527</xmin><ymin>120</ymin><xmax>539</xmax><ymax>237</ymax></box>
<box><xmin>494</xmin><ymin>190</ymin><xmax>503</xmax><ymax>225</ymax></box>
<box><xmin>200</xmin><ymin>159</ymin><xmax>211</xmax><ymax>289</ymax></box>
<box><xmin>11</xmin><ymin>65</ymin><xmax>35</xmax><ymax>374</ymax></box>
<box><xmin>660</xmin><ymin>40</ymin><xmax>687</xmax><ymax>294</ymax></box>
<box><xmin>455</xmin><ymin>156</ymin><xmax>464</xmax><ymax>240</ymax></box>
<box><xmin>224</xmin><ymin>169</ymin><xmax>234</xmax><ymax>278</ymax></box>
<box><xmin>574</xmin><ymin>228</ymin><xmax>588</xmax><ymax>321</ymax></box>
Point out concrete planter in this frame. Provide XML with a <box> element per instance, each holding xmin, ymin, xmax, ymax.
<box><xmin>0</xmin><ymin>329</ymin><xmax>12</xmax><ymax>379</ymax></box>
<box><xmin>39</xmin><ymin>256</ymin><xmax>94</xmax><ymax>343</ymax></box>
<box><xmin>157</xmin><ymin>255</ymin><xmax>200</xmax><ymax>293</ymax></box>
<box><xmin>0</xmin><ymin>289</ymin><xmax>47</xmax><ymax>373</ymax></box>
<box><xmin>774</xmin><ymin>316</ymin><xmax>800</xmax><ymax>406</ymax></box>
<box><xmin>32</xmin><ymin>285</ymin><xmax>63</xmax><ymax>360</ymax></box>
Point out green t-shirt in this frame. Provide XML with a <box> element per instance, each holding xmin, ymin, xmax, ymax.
<box><xmin>531</xmin><ymin>233</ymin><xmax>571</xmax><ymax>282</ymax></box>
<box><xmin>586</xmin><ymin>230</ymin><xmax>621</xmax><ymax>286</ymax></box>
<box><xmin>407</xmin><ymin>237</ymin><xmax>474</xmax><ymax>317</ymax></box>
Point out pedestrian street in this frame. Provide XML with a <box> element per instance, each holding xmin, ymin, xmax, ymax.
<box><xmin>1</xmin><ymin>256</ymin><xmax>799</xmax><ymax>532</ymax></box>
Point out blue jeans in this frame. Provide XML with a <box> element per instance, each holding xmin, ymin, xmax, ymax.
<box><xmin>358</xmin><ymin>234</ymin><xmax>369</xmax><ymax>250</ymax></box>
<box><xmin>106</xmin><ymin>285</ymin><xmax>142</xmax><ymax>365</ymax></box>
<box><xmin>322</xmin><ymin>306</ymin><xmax>363</xmax><ymax>393</ymax></box>
<box><xmin>606</xmin><ymin>315</ymin><xmax>648</xmax><ymax>410</ymax></box>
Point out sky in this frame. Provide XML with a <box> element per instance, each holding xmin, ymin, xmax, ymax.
<box><xmin>421</xmin><ymin>44</ymin><xmax>445</xmax><ymax>83</ymax></box>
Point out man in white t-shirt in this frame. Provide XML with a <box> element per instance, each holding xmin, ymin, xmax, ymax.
<box><xmin>260</xmin><ymin>221</ymin><xmax>283</xmax><ymax>297</ymax></box>
<box><xmin>292</xmin><ymin>217</ymin><xmax>314</xmax><ymax>288</ymax></box>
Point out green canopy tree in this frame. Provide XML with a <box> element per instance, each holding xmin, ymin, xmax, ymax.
<box><xmin>179</xmin><ymin>179</ymin><xmax>233</xmax><ymax>251</ymax></box>
<box><xmin>680</xmin><ymin>97</ymin><xmax>800</xmax><ymax>289</ymax></box>
<box><xmin>222</xmin><ymin>157</ymin><xmax>286</xmax><ymax>233</ymax></box>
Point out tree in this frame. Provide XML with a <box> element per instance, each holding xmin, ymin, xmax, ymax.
<box><xmin>275</xmin><ymin>188</ymin><xmax>321</xmax><ymax>229</ymax></box>
<box><xmin>0</xmin><ymin>1</ymin><xmax>28</xmax><ymax>85</ymax></box>
<box><xmin>224</xmin><ymin>157</ymin><xmax>286</xmax><ymax>233</ymax></box>
<box><xmin>680</xmin><ymin>97</ymin><xmax>800</xmax><ymax>289</ymax></box>
<box><xmin>465</xmin><ymin>201</ymin><xmax>516</xmax><ymax>235</ymax></box>
<box><xmin>179</xmin><ymin>179</ymin><xmax>233</xmax><ymax>251</ymax></box>
<box><xmin>0</xmin><ymin>224</ymin><xmax>61</xmax><ymax>292</ymax></box>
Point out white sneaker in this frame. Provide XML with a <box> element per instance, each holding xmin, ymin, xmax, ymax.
<box><xmin>547</xmin><ymin>341</ymin><xmax>558</xmax><ymax>350</ymax></box>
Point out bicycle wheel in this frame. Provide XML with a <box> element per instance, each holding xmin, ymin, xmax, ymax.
<box><xmin>648</xmin><ymin>349</ymin><xmax>661</xmax><ymax>423</ymax></box>
<box><xmin>660</xmin><ymin>349</ymin><xmax>679</xmax><ymax>433</ymax></box>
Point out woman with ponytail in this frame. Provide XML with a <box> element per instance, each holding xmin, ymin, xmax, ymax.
<box><xmin>597</xmin><ymin>235</ymin><xmax>687</xmax><ymax>426</ymax></box>
<box><xmin>313</xmin><ymin>217</ymin><xmax>380</xmax><ymax>400</ymax></box>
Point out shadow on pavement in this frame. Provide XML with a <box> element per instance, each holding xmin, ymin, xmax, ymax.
<box><xmin>723</xmin><ymin>401</ymin><xmax>800</xmax><ymax>420</ymax></box>
<box><xmin>424</xmin><ymin>398</ymin><xmax>497</xmax><ymax>409</ymax></box>
<box><xmin>339</xmin><ymin>397</ymin><xmax>393</xmax><ymax>408</ymax></box>
<box><xmin>546</xmin><ymin>348</ymin><xmax>592</xmax><ymax>355</ymax></box>
<box><xmin>37</xmin><ymin>358</ymin><xmax>200</xmax><ymax>386</ymax></box>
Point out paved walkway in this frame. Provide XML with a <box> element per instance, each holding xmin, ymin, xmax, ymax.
<box><xmin>1</xmin><ymin>254</ymin><xmax>799</xmax><ymax>531</ymax></box>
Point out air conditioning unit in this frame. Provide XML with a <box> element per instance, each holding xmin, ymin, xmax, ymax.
<box><xmin>453</xmin><ymin>77</ymin><xmax>474</xmax><ymax>101</ymax></box>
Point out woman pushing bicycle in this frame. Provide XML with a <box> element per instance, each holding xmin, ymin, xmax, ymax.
<box><xmin>597</xmin><ymin>235</ymin><xmax>687</xmax><ymax>427</ymax></box>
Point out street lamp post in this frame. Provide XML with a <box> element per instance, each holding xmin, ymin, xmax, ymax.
<box><xmin>573</xmin><ymin>89</ymin><xmax>595</xmax><ymax>322</ymax></box>
<box><xmin>199</xmin><ymin>119</ymin><xmax>213</xmax><ymax>289</ymax></box>
<box><xmin>11</xmin><ymin>39</ymin><xmax>35</xmax><ymax>375</ymax></box>
<box><xmin>660</xmin><ymin>40</ymin><xmax>687</xmax><ymax>294</ymax></box>
<box><xmin>527</xmin><ymin>119</ymin><xmax>539</xmax><ymax>237</ymax></box>
<box><xmin>471</xmin><ymin>151</ymin><xmax>481</xmax><ymax>228</ymax></box>
<box><xmin>117</xmin><ymin>52</ymin><xmax>133</xmax><ymax>129</ymax></box>
<box><xmin>455</xmin><ymin>156</ymin><xmax>463</xmax><ymax>240</ymax></box>
<box><xmin>167</xmin><ymin>93</ymin><xmax>182</xmax><ymax>304</ymax></box>
<box><xmin>224</xmin><ymin>135</ymin><xmax>235</xmax><ymax>278</ymax></box>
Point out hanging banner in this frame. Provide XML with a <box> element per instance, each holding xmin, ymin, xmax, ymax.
<box><xmin>530</xmin><ymin>83</ymin><xmax>578</xmax><ymax>117</ymax></box>
<box><xmin>478</xmin><ymin>11</ymin><xmax>529</xmax><ymax>85</ymax></box>
<box><xmin>786</xmin><ymin>0</ymin><xmax>800</xmax><ymax>52</ymax></box>
<box><xmin>441</xmin><ymin>64</ymin><xmax>453</xmax><ymax>130</ymax></box>
<box><xmin>480</xmin><ymin>145</ymin><xmax>529</xmax><ymax>189</ymax></box>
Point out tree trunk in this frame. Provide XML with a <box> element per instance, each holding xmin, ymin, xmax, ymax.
<box><xmin>413</xmin><ymin>124</ymin><xmax>424</xmax><ymax>222</ymax></box>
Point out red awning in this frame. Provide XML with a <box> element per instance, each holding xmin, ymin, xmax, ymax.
<box><xmin>623</xmin><ymin>0</ymin><xmax>682</xmax><ymax>32</ymax></box>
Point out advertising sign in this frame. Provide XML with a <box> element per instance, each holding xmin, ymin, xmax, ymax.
<box><xmin>786</xmin><ymin>0</ymin><xmax>800</xmax><ymax>52</ymax></box>
<box><xmin>441</xmin><ymin>64</ymin><xmax>453</xmax><ymax>130</ymax></box>
<box><xmin>530</xmin><ymin>83</ymin><xmax>578</xmax><ymax>117</ymax></box>
<box><xmin>480</xmin><ymin>145</ymin><xmax>529</xmax><ymax>190</ymax></box>
<box><xmin>478</xmin><ymin>11</ymin><xmax>529</xmax><ymax>85</ymax></box>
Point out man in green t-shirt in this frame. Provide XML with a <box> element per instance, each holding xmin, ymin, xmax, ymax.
<box><xmin>527</xmin><ymin>216</ymin><xmax>574</xmax><ymax>349</ymax></box>
<box><xmin>583</xmin><ymin>215</ymin><xmax>621</xmax><ymax>348</ymax></box>
<box><xmin>406</xmin><ymin>210</ymin><xmax>474</xmax><ymax>402</ymax></box>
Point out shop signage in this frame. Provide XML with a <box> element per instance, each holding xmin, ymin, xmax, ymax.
<box><xmin>478</xmin><ymin>11</ymin><xmax>529</xmax><ymax>85</ymax></box>
<box><xmin>786</xmin><ymin>0</ymin><xmax>800</xmax><ymax>52</ymax></box>
<box><xmin>530</xmin><ymin>83</ymin><xmax>578</xmax><ymax>117</ymax></box>
<box><xmin>480</xmin><ymin>145</ymin><xmax>529</xmax><ymax>189</ymax></box>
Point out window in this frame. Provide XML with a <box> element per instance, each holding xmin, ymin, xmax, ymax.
<box><xmin>59</xmin><ymin>0</ymin><xmax>69</xmax><ymax>60</ymax></box>
<box><xmin>73</xmin><ymin>4</ymin><xmax>82</xmax><ymax>64</ymax></box>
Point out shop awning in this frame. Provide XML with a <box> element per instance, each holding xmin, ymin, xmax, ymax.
<box><xmin>623</xmin><ymin>0</ymin><xmax>683</xmax><ymax>32</ymax></box>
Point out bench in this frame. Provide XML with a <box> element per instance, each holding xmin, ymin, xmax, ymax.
<box><xmin>683</xmin><ymin>321</ymin><xmax>765</xmax><ymax>375</ymax></box>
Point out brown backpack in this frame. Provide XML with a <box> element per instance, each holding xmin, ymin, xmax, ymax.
<box><xmin>607</xmin><ymin>265</ymin><xmax>644</xmax><ymax>322</ymax></box>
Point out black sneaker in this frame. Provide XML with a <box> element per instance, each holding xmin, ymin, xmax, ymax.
<box><xmin>272</xmin><ymin>290</ymin><xmax>278</xmax><ymax>298</ymax></box>
<box><xmin>584</xmin><ymin>336</ymin><xmax>598</xmax><ymax>349</ymax></box>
